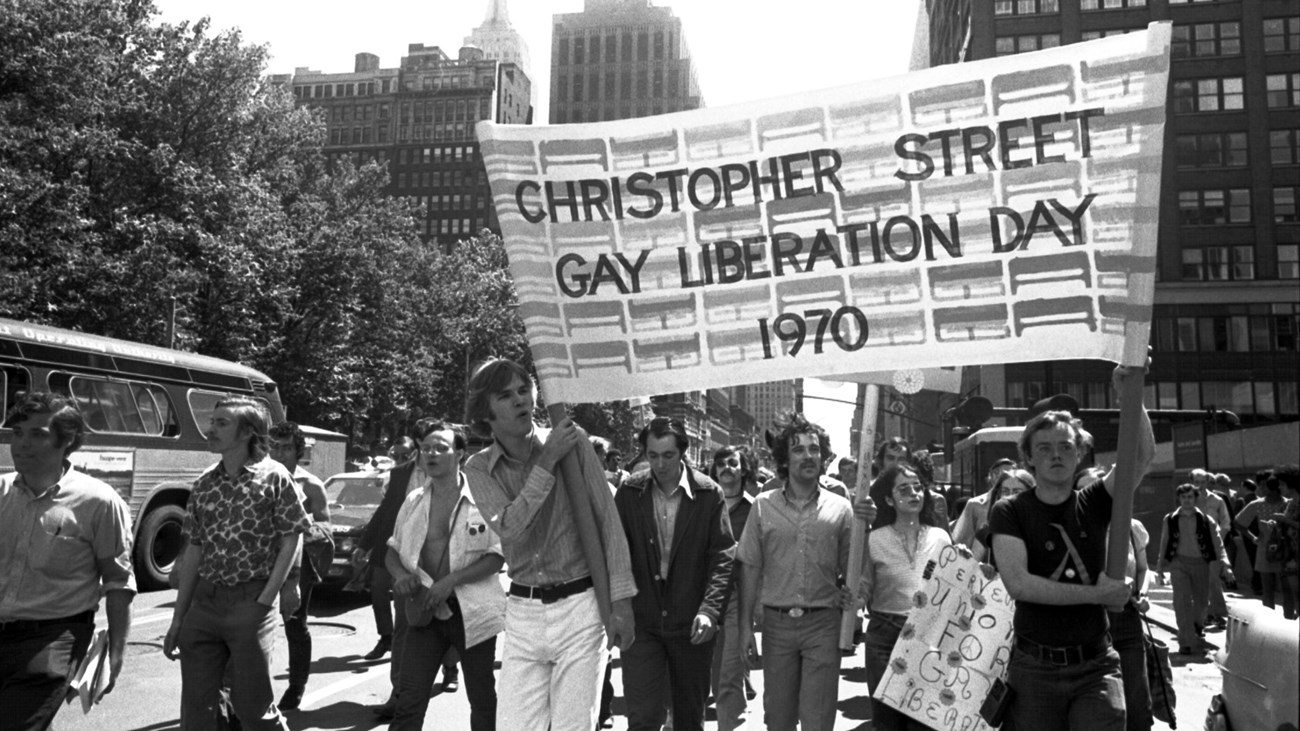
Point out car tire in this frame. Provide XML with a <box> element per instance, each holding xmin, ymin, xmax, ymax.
<box><xmin>135</xmin><ymin>504</ymin><xmax>187</xmax><ymax>591</ymax></box>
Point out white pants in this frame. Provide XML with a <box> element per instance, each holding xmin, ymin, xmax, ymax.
<box><xmin>498</xmin><ymin>588</ymin><xmax>607</xmax><ymax>730</ymax></box>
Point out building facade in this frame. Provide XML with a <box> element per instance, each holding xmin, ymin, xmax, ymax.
<box><xmin>926</xmin><ymin>0</ymin><xmax>1299</xmax><ymax>430</ymax></box>
<box><xmin>286</xmin><ymin>14</ymin><xmax>532</xmax><ymax>250</ymax></box>
<box><xmin>549</xmin><ymin>0</ymin><xmax>703</xmax><ymax>124</ymax></box>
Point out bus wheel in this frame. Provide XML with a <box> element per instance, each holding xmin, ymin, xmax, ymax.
<box><xmin>135</xmin><ymin>504</ymin><xmax>186</xmax><ymax>591</ymax></box>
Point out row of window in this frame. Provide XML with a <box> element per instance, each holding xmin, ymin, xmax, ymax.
<box><xmin>394</xmin><ymin>168</ymin><xmax>483</xmax><ymax>190</ymax></box>
<box><xmin>396</xmin><ymin>145</ymin><xmax>477</xmax><ymax>166</ymax></box>
<box><xmin>553</xmin><ymin>101</ymin><xmax>693</xmax><ymax>123</ymax></box>
<box><xmin>1176</xmin><ymin>130</ymin><xmax>1300</xmax><ymax>168</ymax></box>
<box><xmin>556</xmin><ymin>67</ymin><xmax>683</xmax><ymax>104</ymax></box>
<box><xmin>1177</xmin><ymin>187</ymin><xmax>1300</xmax><ymax>226</ymax></box>
<box><xmin>398</xmin><ymin>98</ymin><xmax>492</xmax><ymax>125</ymax></box>
<box><xmin>1171</xmin><ymin>74</ymin><xmax>1300</xmax><ymax>113</ymax></box>
<box><xmin>1154</xmin><ymin>306</ymin><xmax>1300</xmax><ymax>355</ymax></box>
<box><xmin>555</xmin><ymin>28</ymin><xmax>673</xmax><ymax>66</ymax></box>
<box><xmin>421</xmin><ymin>216</ymin><xmax>482</xmax><ymax>237</ymax></box>
<box><xmin>997</xmin><ymin>0</ymin><xmax>1249</xmax><ymax>16</ymax></box>
<box><xmin>398</xmin><ymin>124</ymin><xmax>476</xmax><ymax>143</ymax></box>
<box><xmin>1006</xmin><ymin>378</ymin><xmax>1298</xmax><ymax>418</ymax></box>
<box><xmin>329</xmin><ymin>127</ymin><xmax>386</xmax><ymax>145</ymax></box>
<box><xmin>295</xmin><ymin>80</ymin><xmax>393</xmax><ymax>100</ymax></box>
<box><xmin>327</xmin><ymin>104</ymin><xmax>390</xmax><ymax>123</ymax></box>
<box><xmin>1180</xmin><ymin>244</ymin><xmax>1300</xmax><ymax>281</ymax></box>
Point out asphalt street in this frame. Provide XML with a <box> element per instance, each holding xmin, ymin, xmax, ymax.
<box><xmin>49</xmin><ymin>574</ymin><xmax>1265</xmax><ymax>731</ymax></box>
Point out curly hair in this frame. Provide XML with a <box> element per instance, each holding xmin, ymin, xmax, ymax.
<box><xmin>771</xmin><ymin>411</ymin><xmax>830</xmax><ymax>480</ymax></box>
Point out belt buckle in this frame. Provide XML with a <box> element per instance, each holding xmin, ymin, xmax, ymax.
<box><xmin>788</xmin><ymin>607</ymin><xmax>805</xmax><ymax>618</ymax></box>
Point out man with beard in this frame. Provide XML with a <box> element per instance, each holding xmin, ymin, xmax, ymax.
<box><xmin>614</xmin><ymin>418</ymin><xmax>733</xmax><ymax>731</ymax></box>
<box><xmin>463</xmin><ymin>358</ymin><xmax>636</xmax><ymax>730</ymax></box>
<box><xmin>736</xmin><ymin>412</ymin><xmax>855</xmax><ymax>731</ymax></box>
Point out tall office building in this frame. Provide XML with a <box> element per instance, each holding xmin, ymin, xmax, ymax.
<box><xmin>549</xmin><ymin>0</ymin><xmax>704</xmax><ymax>124</ymax></box>
<box><xmin>924</xmin><ymin>0</ymin><xmax>1299</xmax><ymax>430</ymax></box>
<box><xmin>465</xmin><ymin>0</ymin><xmax>533</xmax><ymax>90</ymax></box>
<box><xmin>285</xmin><ymin>7</ymin><xmax>532</xmax><ymax>250</ymax></box>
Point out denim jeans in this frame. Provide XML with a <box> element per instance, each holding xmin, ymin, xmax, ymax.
<box><xmin>1107</xmin><ymin>604</ymin><xmax>1152</xmax><ymax>731</ymax></box>
<box><xmin>283</xmin><ymin>570</ymin><xmax>315</xmax><ymax>688</ymax></box>
<box><xmin>0</xmin><ymin>618</ymin><xmax>94</xmax><ymax>731</ymax></box>
<box><xmin>864</xmin><ymin>615</ymin><xmax>930</xmax><ymax>731</ymax></box>
<box><xmin>1005</xmin><ymin>641</ymin><xmax>1125</xmax><ymax>731</ymax></box>
<box><xmin>178</xmin><ymin>579</ymin><xmax>288</xmax><ymax>731</ymax></box>
<box><xmin>760</xmin><ymin>606</ymin><xmax>842</xmax><ymax>731</ymax></box>
<box><xmin>370</xmin><ymin>564</ymin><xmax>395</xmax><ymax>638</ymax></box>
<box><xmin>498</xmin><ymin>588</ymin><xmax>607</xmax><ymax>731</ymax></box>
<box><xmin>391</xmin><ymin>598</ymin><xmax>496</xmax><ymax>731</ymax></box>
<box><xmin>622</xmin><ymin>629</ymin><xmax>714</xmax><ymax>731</ymax></box>
<box><xmin>710</xmin><ymin>600</ymin><xmax>749</xmax><ymax>731</ymax></box>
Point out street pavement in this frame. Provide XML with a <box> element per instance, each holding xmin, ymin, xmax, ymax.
<box><xmin>53</xmin><ymin>574</ymin><xmax>1289</xmax><ymax>731</ymax></box>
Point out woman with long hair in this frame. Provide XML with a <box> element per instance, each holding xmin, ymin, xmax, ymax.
<box><xmin>858</xmin><ymin>464</ymin><xmax>952</xmax><ymax>730</ymax></box>
<box><xmin>1235</xmin><ymin>474</ymin><xmax>1292</xmax><ymax>615</ymax></box>
<box><xmin>969</xmin><ymin>468</ymin><xmax>1034</xmax><ymax>563</ymax></box>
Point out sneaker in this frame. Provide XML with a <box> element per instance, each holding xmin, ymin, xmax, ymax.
<box><xmin>364</xmin><ymin>637</ymin><xmax>392</xmax><ymax>661</ymax></box>
<box><xmin>442</xmin><ymin>665</ymin><xmax>459</xmax><ymax>693</ymax></box>
<box><xmin>278</xmin><ymin>685</ymin><xmax>304</xmax><ymax>711</ymax></box>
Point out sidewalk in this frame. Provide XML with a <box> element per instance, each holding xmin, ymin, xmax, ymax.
<box><xmin>1145</xmin><ymin>581</ymin><xmax>1274</xmax><ymax>634</ymax></box>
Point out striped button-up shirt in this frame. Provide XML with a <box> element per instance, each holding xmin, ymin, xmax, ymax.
<box><xmin>736</xmin><ymin>485</ymin><xmax>853</xmax><ymax>609</ymax></box>
<box><xmin>465</xmin><ymin>426</ymin><xmax>637</xmax><ymax>602</ymax></box>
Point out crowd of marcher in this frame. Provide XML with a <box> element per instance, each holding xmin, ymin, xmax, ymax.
<box><xmin>3</xmin><ymin>358</ymin><xmax>1298</xmax><ymax>731</ymax></box>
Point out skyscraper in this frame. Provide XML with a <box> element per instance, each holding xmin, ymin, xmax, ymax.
<box><xmin>924</xmin><ymin>0</ymin><xmax>1299</xmax><ymax>428</ymax></box>
<box><xmin>549</xmin><ymin>0</ymin><xmax>704</xmax><ymax>124</ymax></box>
<box><xmin>465</xmin><ymin>0</ymin><xmax>533</xmax><ymax>95</ymax></box>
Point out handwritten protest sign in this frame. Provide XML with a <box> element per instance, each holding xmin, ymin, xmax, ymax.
<box><xmin>873</xmin><ymin>543</ymin><xmax>1016</xmax><ymax>731</ymax></box>
<box><xmin>477</xmin><ymin>24</ymin><xmax>1170</xmax><ymax>404</ymax></box>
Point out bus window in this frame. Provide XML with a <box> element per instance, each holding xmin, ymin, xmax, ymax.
<box><xmin>188</xmin><ymin>390</ymin><xmax>272</xmax><ymax>434</ymax></box>
<box><xmin>132</xmin><ymin>383</ymin><xmax>179</xmax><ymax>437</ymax></box>
<box><xmin>0</xmin><ymin>365</ymin><xmax>32</xmax><ymax>421</ymax></box>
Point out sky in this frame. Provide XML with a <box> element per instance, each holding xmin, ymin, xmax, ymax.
<box><xmin>149</xmin><ymin>0</ymin><xmax>926</xmax><ymax>457</ymax></box>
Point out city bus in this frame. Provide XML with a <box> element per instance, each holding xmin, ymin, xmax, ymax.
<box><xmin>0</xmin><ymin>318</ymin><xmax>291</xmax><ymax>589</ymax></box>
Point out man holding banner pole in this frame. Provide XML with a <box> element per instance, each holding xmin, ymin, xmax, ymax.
<box><xmin>989</xmin><ymin>364</ymin><xmax>1154</xmax><ymax>731</ymax></box>
<box><xmin>463</xmin><ymin>358</ymin><xmax>637</xmax><ymax>730</ymax></box>
<box><xmin>736</xmin><ymin>412</ymin><xmax>855</xmax><ymax>731</ymax></box>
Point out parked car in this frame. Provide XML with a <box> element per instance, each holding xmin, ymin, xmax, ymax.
<box><xmin>1204</xmin><ymin>602</ymin><xmax>1299</xmax><ymax>731</ymax></box>
<box><xmin>320</xmin><ymin>470</ymin><xmax>390</xmax><ymax>586</ymax></box>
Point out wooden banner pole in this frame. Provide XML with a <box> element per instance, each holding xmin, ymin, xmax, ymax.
<box><xmin>840</xmin><ymin>384</ymin><xmax>880</xmax><ymax>650</ymax></box>
<box><xmin>546</xmin><ymin>403</ymin><xmax>613</xmax><ymax>633</ymax></box>
<box><xmin>1104</xmin><ymin>371</ymin><xmax>1147</xmax><ymax>591</ymax></box>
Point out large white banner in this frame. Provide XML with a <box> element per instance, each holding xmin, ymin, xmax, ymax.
<box><xmin>874</xmin><ymin>543</ymin><xmax>1016</xmax><ymax>731</ymax></box>
<box><xmin>478</xmin><ymin>24</ymin><xmax>1171</xmax><ymax>404</ymax></box>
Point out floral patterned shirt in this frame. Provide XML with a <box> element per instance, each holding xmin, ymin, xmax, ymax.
<box><xmin>183</xmin><ymin>456</ymin><xmax>309</xmax><ymax>586</ymax></box>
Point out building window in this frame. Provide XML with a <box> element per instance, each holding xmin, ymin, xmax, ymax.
<box><xmin>573</xmin><ymin>36</ymin><xmax>584</xmax><ymax>64</ymax></box>
<box><xmin>997</xmin><ymin>0</ymin><xmax>1061</xmax><ymax>13</ymax></box>
<box><xmin>622</xmin><ymin>31</ymin><xmax>633</xmax><ymax>62</ymax></box>
<box><xmin>1081</xmin><ymin>0</ymin><xmax>1145</xmax><ymax>8</ymax></box>
<box><xmin>1169</xmin><ymin>0</ymin><xmax>1238</xmax><ymax>4</ymax></box>
<box><xmin>1172</xmin><ymin>22</ymin><xmax>1241</xmax><ymax>57</ymax></box>
<box><xmin>1082</xmin><ymin>29</ymin><xmax>1134</xmax><ymax>40</ymax></box>
<box><xmin>572</xmin><ymin>73</ymin><xmax>583</xmax><ymax>102</ymax></box>
<box><xmin>654</xmin><ymin>31</ymin><xmax>664</xmax><ymax>60</ymax></box>
<box><xmin>1279</xmin><ymin>245</ymin><xmax>1300</xmax><ymax>279</ymax></box>
<box><xmin>1173</xmin><ymin>77</ymin><xmax>1244</xmax><ymax>112</ymax></box>
<box><xmin>995</xmin><ymin>34</ymin><xmax>1062</xmax><ymax>55</ymax></box>
<box><xmin>1266</xmin><ymin>73</ymin><xmax>1300</xmax><ymax>108</ymax></box>
<box><xmin>1181</xmin><ymin>246</ymin><xmax>1254</xmax><ymax>280</ymax></box>
<box><xmin>638</xmin><ymin>31</ymin><xmax>649</xmax><ymax>61</ymax></box>
<box><xmin>1276</xmin><ymin>187</ymin><xmax>1299</xmax><ymax>223</ymax></box>
<box><xmin>1263</xmin><ymin>17</ymin><xmax>1300</xmax><ymax>52</ymax></box>
<box><xmin>558</xmin><ymin>37</ymin><xmax>569</xmax><ymax>65</ymax></box>
<box><xmin>1175</xmin><ymin>132</ymin><xmax>1248</xmax><ymax>168</ymax></box>
<box><xmin>1272</xmin><ymin>130</ymin><xmax>1300</xmax><ymax>165</ymax></box>
<box><xmin>1179</xmin><ymin>188</ymin><xmax>1252</xmax><ymax>225</ymax></box>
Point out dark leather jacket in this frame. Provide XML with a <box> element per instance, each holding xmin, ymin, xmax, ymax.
<box><xmin>615</xmin><ymin>468</ymin><xmax>735</xmax><ymax>637</ymax></box>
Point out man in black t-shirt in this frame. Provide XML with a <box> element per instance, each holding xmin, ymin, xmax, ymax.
<box><xmin>988</xmin><ymin>365</ymin><xmax>1154</xmax><ymax>731</ymax></box>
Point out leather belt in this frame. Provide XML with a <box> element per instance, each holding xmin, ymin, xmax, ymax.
<box><xmin>509</xmin><ymin>576</ymin><xmax>594</xmax><ymax>604</ymax></box>
<box><xmin>1014</xmin><ymin>633</ymin><xmax>1111</xmax><ymax>666</ymax></box>
<box><xmin>764</xmin><ymin>605</ymin><xmax>830</xmax><ymax>618</ymax></box>
<box><xmin>0</xmin><ymin>609</ymin><xmax>94</xmax><ymax>634</ymax></box>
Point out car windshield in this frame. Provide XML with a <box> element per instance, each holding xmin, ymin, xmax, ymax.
<box><xmin>325</xmin><ymin>476</ymin><xmax>386</xmax><ymax>507</ymax></box>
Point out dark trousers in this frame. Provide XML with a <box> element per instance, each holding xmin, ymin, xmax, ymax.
<box><xmin>620</xmin><ymin>630</ymin><xmax>714</xmax><ymax>731</ymax></box>
<box><xmin>0</xmin><ymin>618</ymin><xmax>94</xmax><ymax>731</ymax></box>
<box><xmin>864</xmin><ymin>616</ymin><xmax>929</xmax><ymax>731</ymax></box>
<box><xmin>370</xmin><ymin>563</ymin><xmax>395</xmax><ymax>638</ymax></box>
<box><xmin>284</xmin><ymin>571</ymin><xmax>316</xmax><ymax>688</ymax></box>
<box><xmin>1108</xmin><ymin>605</ymin><xmax>1152</xmax><ymax>731</ymax></box>
<box><xmin>178</xmin><ymin>579</ymin><xmax>287</xmax><ymax>731</ymax></box>
<box><xmin>391</xmin><ymin>598</ymin><xmax>496</xmax><ymax>731</ymax></box>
